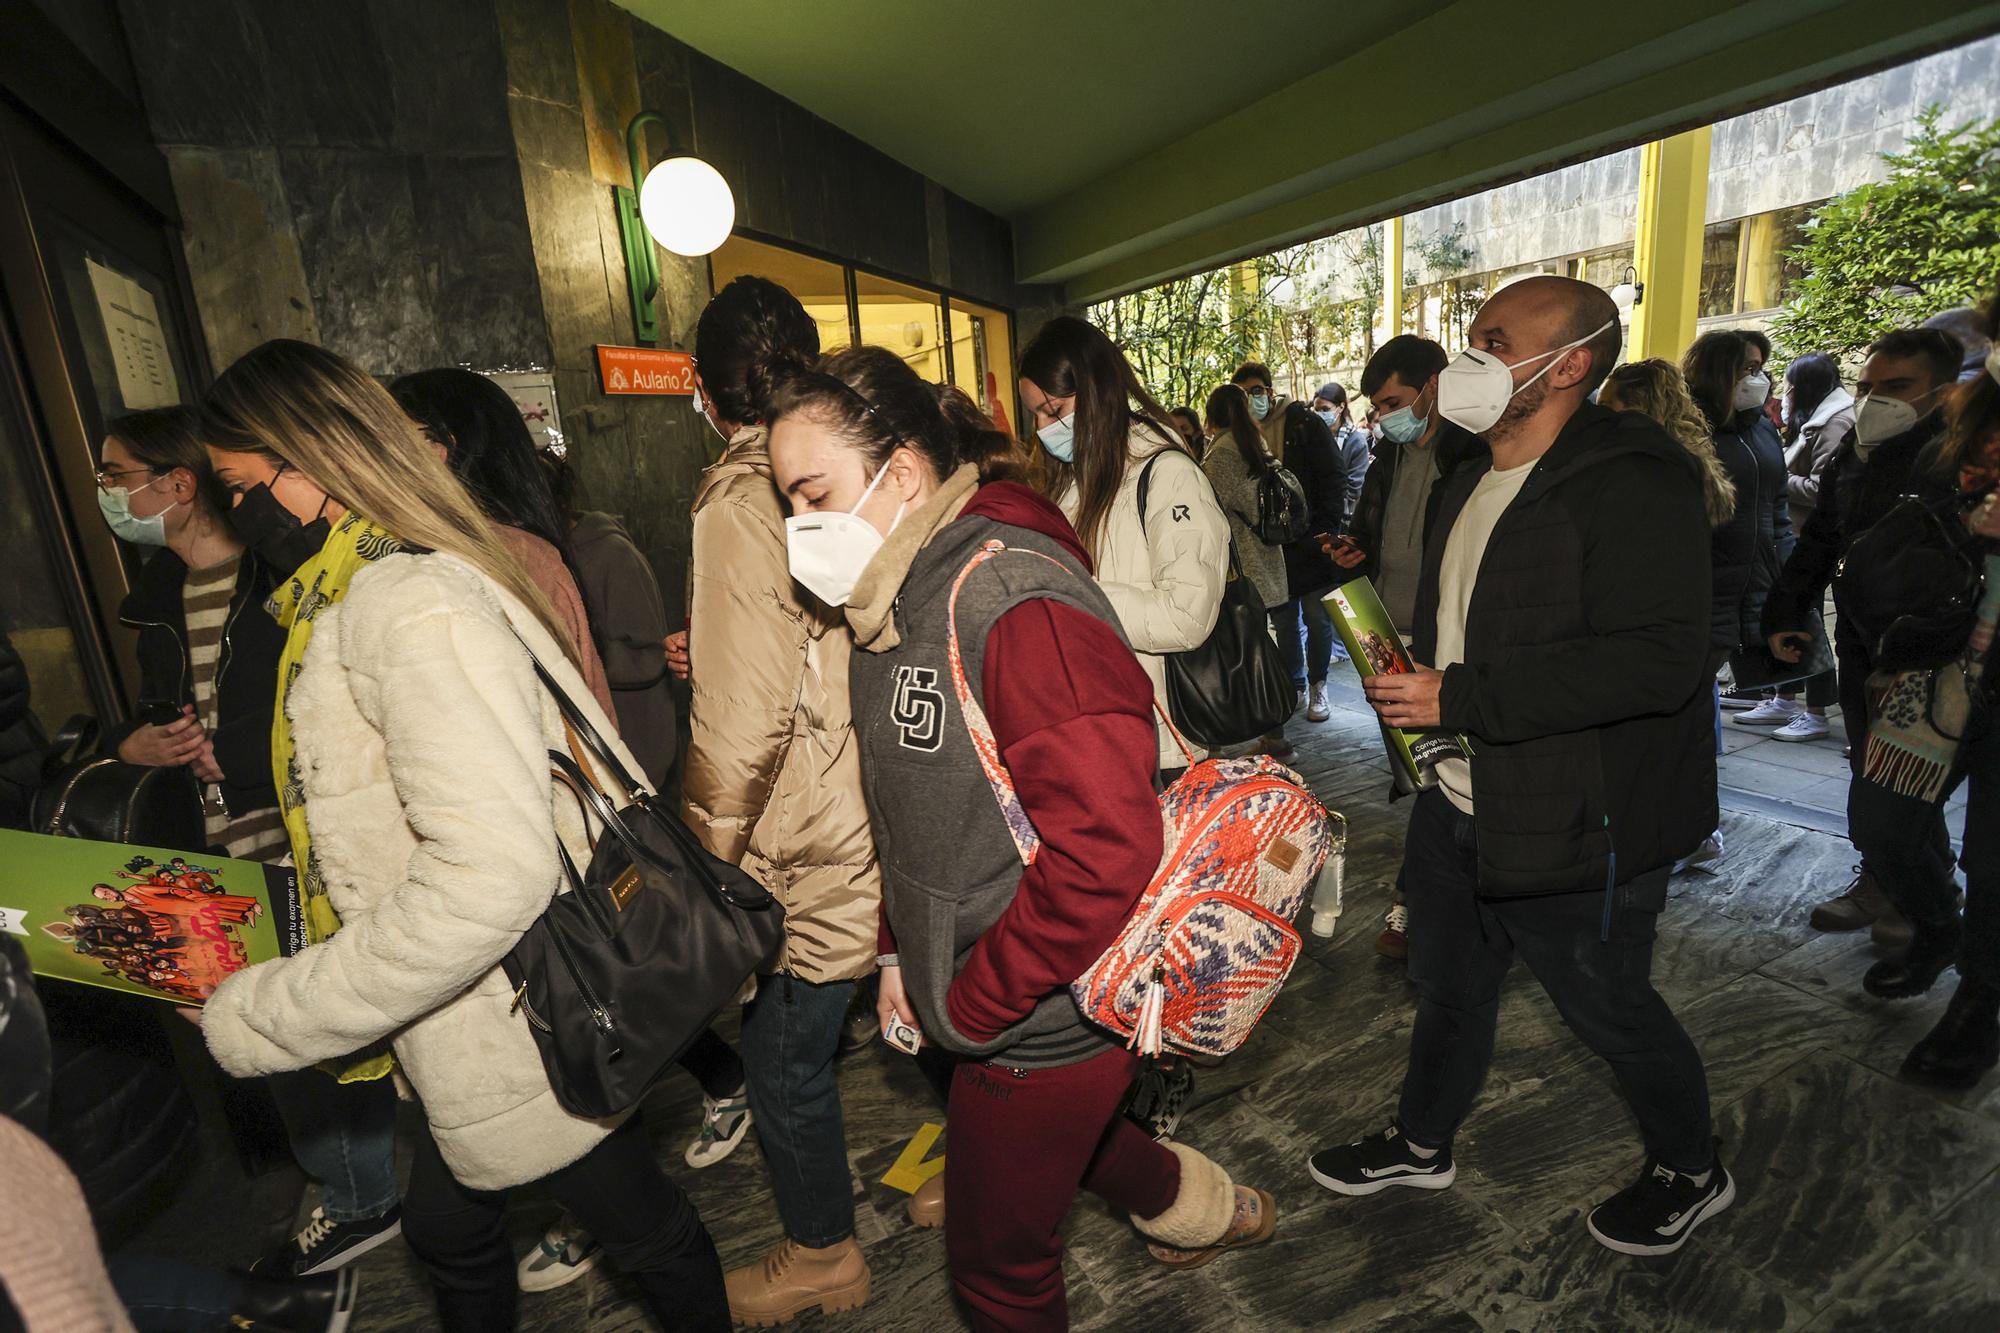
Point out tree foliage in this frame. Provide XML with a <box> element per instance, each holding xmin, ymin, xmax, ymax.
<box><xmin>1771</xmin><ymin>107</ymin><xmax>2000</xmax><ymax>362</ymax></box>
<box><xmin>1090</xmin><ymin>229</ymin><xmax>1388</xmax><ymax>408</ymax></box>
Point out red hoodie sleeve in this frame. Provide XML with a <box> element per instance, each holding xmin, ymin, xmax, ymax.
<box><xmin>944</xmin><ymin>598</ymin><xmax>1163</xmax><ymax>1043</ymax></box>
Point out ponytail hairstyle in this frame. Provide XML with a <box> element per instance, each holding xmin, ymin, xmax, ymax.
<box><xmin>1203</xmin><ymin>383</ymin><xmax>1278</xmax><ymax>476</ymax></box>
<box><xmin>1018</xmin><ymin>315</ymin><xmax>1185</xmax><ymax>557</ymax></box>
<box><xmin>200</xmin><ymin>339</ymin><xmax>580</xmax><ymax>668</ymax></box>
<box><xmin>757</xmin><ymin>345</ymin><xmax>1022</xmax><ymax>487</ymax></box>
<box><xmin>1601</xmin><ymin>358</ymin><xmax>1738</xmax><ymax>527</ymax></box>
<box><xmin>696</xmin><ymin>275</ymin><xmax>821</xmax><ymax>427</ymax></box>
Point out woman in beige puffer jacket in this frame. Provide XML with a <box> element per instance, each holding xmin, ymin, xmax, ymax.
<box><xmin>678</xmin><ymin>275</ymin><xmax>882</xmax><ymax>1323</ymax></box>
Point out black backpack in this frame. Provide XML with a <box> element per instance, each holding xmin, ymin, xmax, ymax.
<box><xmin>1253</xmin><ymin>463</ymin><xmax>1313</xmax><ymax>545</ymax></box>
<box><xmin>1834</xmin><ymin>488</ymin><xmax>1989</xmax><ymax>672</ymax></box>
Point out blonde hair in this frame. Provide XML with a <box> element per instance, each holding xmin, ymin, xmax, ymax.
<box><xmin>201</xmin><ymin>339</ymin><xmax>580</xmax><ymax>668</ymax></box>
<box><xmin>1601</xmin><ymin>359</ymin><xmax>1737</xmax><ymax>527</ymax></box>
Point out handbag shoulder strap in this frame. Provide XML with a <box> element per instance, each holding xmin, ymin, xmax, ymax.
<box><xmin>507</xmin><ymin>627</ymin><xmax>645</xmax><ymax>802</ymax></box>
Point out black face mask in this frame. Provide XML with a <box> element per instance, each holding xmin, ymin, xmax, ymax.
<box><xmin>231</xmin><ymin>480</ymin><xmax>331</xmax><ymax>575</ymax></box>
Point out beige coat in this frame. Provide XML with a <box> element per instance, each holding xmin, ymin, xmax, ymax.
<box><xmin>682</xmin><ymin>426</ymin><xmax>880</xmax><ymax>982</ymax></box>
<box><xmin>1058</xmin><ymin>421</ymin><xmax>1231</xmax><ymax>768</ymax></box>
<box><xmin>201</xmin><ymin>554</ymin><xmax>637</xmax><ymax>1191</ymax></box>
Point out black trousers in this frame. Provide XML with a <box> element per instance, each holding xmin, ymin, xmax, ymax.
<box><xmin>402</xmin><ymin>1113</ymin><xmax>727</xmax><ymax>1332</ymax></box>
<box><xmin>1396</xmin><ymin>790</ymin><xmax>1715</xmax><ymax>1172</ymax></box>
<box><xmin>1850</xmin><ymin>713</ymin><xmax>1999</xmax><ymax>991</ymax></box>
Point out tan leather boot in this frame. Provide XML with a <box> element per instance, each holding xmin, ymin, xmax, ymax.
<box><xmin>907</xmin><ymin>1173</ymin><xmax>945</xmax><ymax>1229</ymax></box>
<box><xmin>1809</xmin><ymin>867</ymin><xmax>1890</xmax><ymax>932</ymax></box>
<box><xmin>725</xmin><ymin>1237</ymin><xmax>870</xmax><ymax>1326</ymax></box>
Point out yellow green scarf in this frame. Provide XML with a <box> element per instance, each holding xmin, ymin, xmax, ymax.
<box><xmin>267</xmin><ymin>512</ymin><xmax>405</xmax><ymax>1081</ymax></box>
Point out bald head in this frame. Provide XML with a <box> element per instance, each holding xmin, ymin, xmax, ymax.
<box><xmin>1470</xmin><ymin>276</ymin><xmax>1623</xmax><ymax>397</ymax></box>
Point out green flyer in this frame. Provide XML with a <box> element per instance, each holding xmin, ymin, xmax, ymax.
<box><xmin>1323</xmin><ymin>578</ymin><xmax>1469</xmax><ymax>790</ymax></box>
<box><xmin>0</xmin><ymin>827</ymin><xmax>298</xmax><ymax>1005</ymax></box>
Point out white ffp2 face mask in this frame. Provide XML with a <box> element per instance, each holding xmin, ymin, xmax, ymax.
<box><xmin>1436</xmin><ymin>318</ymin><xmax>1615</xmax><ymax>434</ymax></box>
<box><xmin>1733</xmin><ymin>372</ymin><xmax>1771</xmax><ymax>413</ymax></box>
<box><xmin>1852</xmin><ymin>390</ymin><xmax>1932</xmax><ymax>457</ymax></box>
<box><xmin>784</xmin><ymin>461</ymin><xmax>902</xmax><ymax>607</ymax></box>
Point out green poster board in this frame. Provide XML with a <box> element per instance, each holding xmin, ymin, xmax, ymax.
<box><xmin>0</xmin><ymin>828</ymin><xmax>298</xmax><ymax>1005</ymax></box>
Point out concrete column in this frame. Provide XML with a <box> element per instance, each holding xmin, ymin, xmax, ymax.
<box><xmin>1630</xmin><ymin>127</ymin><xmax>1711</xmax><ymax>361</ymax></box>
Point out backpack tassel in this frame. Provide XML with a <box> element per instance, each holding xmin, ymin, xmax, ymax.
<box><xmin>1129</xmin><ymin>963</ymin><xmax>1166</xmax><ymax>1058</ymax></box>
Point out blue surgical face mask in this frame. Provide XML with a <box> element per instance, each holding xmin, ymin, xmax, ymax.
<box><xmin>96</xmin><ymin>473</ymin><xmax>181</xmax><ymax>547</ymax></box>
<box><xmin>1247</xmin><ymin>391</ymin><xmax>1272</xmax><ymax>421</ymax></box>
<box><xmin>1036</xmin><ymin>413</ymin><xmax>1075</xmax><ymax>463</ymax></box>
<box><xmin>1314</xmin><ymin>408</ymin><xmax>1338</xmax><ymax>427</ymax></box>
<box><xmin>1378</xmin><ymin>403</ymin><xmax>1428</xmax><ymax>445</ymax></box>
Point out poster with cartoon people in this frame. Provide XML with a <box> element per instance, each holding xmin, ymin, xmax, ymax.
<box><xmin>1324</xmin><ymin>578</ymin><xmax>1470</xmax><ymax>791</ymax></box>
<box><xmin>0</xmin><ymin>829</ymin><xmax>298</xmax><ymax>1004</ymax></box>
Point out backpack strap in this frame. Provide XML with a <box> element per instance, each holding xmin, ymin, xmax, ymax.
<box><xmin>945</xmin><ymin>540</ymin><xmax>1066</xmax><ymax>867</ymax></box>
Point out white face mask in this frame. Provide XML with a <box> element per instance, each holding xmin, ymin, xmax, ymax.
<box><xmin>784</xmin><ymin>459</ymin><xmax>903</xmax><ymax>607</ymax></box>
<box><xmin>1436</xmin><ymin>318</ymin><xmax>1615</xmax><ymax>434</ymax></box>
<box><xmin>691</xmin><ymin>385</ymin><xmax>729</xmax><ymax>443</ymax></box>
<box><xmin>1733</xmin><ymin>372</ymin><xmax>1771</xmax><ymax>413</ymax></box>
<box><xmin>1852</xmin><ymin>390</ymin><xmax>1933</xmax><ymax>456</ymax></box>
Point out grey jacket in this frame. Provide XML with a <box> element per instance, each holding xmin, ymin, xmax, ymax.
<box><xmin>1202</xmin><ymin>431</ymin><xmax>1292</xmax><ymax>610</ymax></box>
<box><xmin>568</xmin><ymin>511</ymin><xmax>677</xmax><ymax>791</ymax></box>
<box><xmin>852</xmin><ymin>514</ymin><xmax>1125</xmax><ymax>1069</ymax></box>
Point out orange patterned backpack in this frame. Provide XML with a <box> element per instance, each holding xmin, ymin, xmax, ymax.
<box><xmin>947</xmin><ymin>540</ymin><xmax>1336</xmax><ymax>1057</ymax></box>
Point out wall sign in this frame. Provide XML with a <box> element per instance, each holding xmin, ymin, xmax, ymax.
<box><xmin>595</xmin><ymin>344</ymin><xmax>696</xmax><ymax>396</ymax></box>
<box><xmin>483</xmin><ymin>370</ymin><xmax>564</xmax><ymax>452</ymax></box>
<box><xmin>86</xmin><ymin>257</ymin><xmax>181</xmax><ymax>409</ymax></box>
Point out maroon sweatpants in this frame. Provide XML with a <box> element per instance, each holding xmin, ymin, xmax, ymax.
<box><xmin>944</xmin><ymin>1046</ymin><xmax>1182</xmax><ymax>1331</ymax></box>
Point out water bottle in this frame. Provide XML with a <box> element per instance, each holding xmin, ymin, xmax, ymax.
<box><xmin>1310</xmin><ymin>811</ymin><xmax>1347</xmax><ymax>938</ymax></box>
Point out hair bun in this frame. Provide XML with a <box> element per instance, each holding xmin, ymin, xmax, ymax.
<box><xmin>744</xmin><ymin>346</ymin><xmax>816</xmax><ymax>421</ymax></box>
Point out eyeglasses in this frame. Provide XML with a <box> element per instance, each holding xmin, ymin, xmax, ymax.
<box><xmin>93</xmin><ymin>465</ymin><xmax>160</xmax><ymax>493</ymax></box>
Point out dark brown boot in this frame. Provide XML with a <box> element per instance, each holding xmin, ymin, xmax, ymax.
<box><xmin>1809</xmin><ymin>866</ymin><xmax>1890</xmax><ymax>932</ymax></box>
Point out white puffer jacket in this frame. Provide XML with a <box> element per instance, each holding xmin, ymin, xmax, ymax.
<box><xmin>1059</xmin><ymin>422</ymin><xmax>1231</xmax><ymax>768</ymax></box>
<box><xmin>201</xmin><ymin>553</ymin><xmax>641</xmax><ymax>1191</ymax></box>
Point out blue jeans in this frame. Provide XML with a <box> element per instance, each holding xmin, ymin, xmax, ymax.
<box><xmin>267</xmin><ymin>1068</ymin><xmax>400</xmax><ymax>1223</ymax></box>
<box><xmin>1269</xmin><ymin>595</ymin><xmax>1341</xmax><ymax>691</ymax></box>
<box><xmin>109</xmin><ymin>1254</ymin><xmax>242</xmax><ymax>1332</ymax></box>
<box><xmin>739</xmin><ymin>974</ymin><xmax>857</xmax><ymax>1248</ymax></box>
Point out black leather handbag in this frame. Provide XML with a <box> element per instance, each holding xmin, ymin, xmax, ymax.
<box><xmin>1138</xmin><ymin>457</ymin><xmax>1296</xmax><ymax>749</ymax></box>
<box><xmin>30</xmin><ymin>716</ymin><xmax>206</xmax><ymax>850</ymax></box>
<box><xmin>505</xmin><ymin>657</ymin><xmax>785</xmax><ymax>1120</ymax></box>
<box><xmin>1835</xmin><ymin>488</ymin><xmax>1989</xmax><ymax>673</ymax></box>
<box><xmin>1253</xmin><ymin>464</ymin><xmax>1312</xmax><ymax>546</ymax></box>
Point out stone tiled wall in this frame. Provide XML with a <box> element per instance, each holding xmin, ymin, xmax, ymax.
<box><xmin>116</xmin><ymin>0</ymin><xmax>1038</xmax><ymax>629</ymax></box>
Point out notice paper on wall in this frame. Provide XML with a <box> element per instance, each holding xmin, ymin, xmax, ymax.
<box><xmin>86</xmin><ymin>257</ymin><xmax>181</xmax><ymax>410</ymax></box>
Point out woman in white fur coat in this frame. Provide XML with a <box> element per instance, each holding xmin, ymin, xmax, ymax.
<box><xmin>193</xmin><ymin>340</ymin><xmax>727</xmax><ymax>1332</ymax></box>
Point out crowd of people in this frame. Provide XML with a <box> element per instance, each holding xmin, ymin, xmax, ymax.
<box><xmin>1</xmin><ymin>259</ymin><xmax>1995</xmax><ymax>1333</ymax></box>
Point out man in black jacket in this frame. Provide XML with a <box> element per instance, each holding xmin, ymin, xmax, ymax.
<box><xmin>1764</xmin><ymin>328</ymin><xmax>1962</xmax><ymax>951</ymax></box>
<box><xmin>1234</xmin><ymin>361</ymin><xmax>1351</xmax><ymax>734</ymax></box>
<box><xmin>1307</xmin><ymin>277</ymin><xmax>1730</xmax><ymax>1257</ymax></box>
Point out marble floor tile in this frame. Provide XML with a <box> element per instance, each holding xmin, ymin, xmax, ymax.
<box><xmin>1802</xmin><ymin>1164</ymin><xmax>2000</xmax><ymax>1333</ymax></box>
<box><xmin>1709</xmin><ymin>1049</ymin><xmax>2000</xmax><ymax>1312</ymax></box>
<box><xmin>1423</xmin><ymin>1200</ymin><xmax>1810</xmax><ymax>1333</ymax></box>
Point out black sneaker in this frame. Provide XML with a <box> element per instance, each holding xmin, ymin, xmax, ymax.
<box><xmin>252</xmin><ymin>1204</ymin><xmax>403</xmax><ymax>1277</ymax></box>
<box><xmin>1307</xmin><ymin>1122</ymin><xmax>1455</xmax><ymax>1195</ymax></box>
<box><xmin>1126</xmin><ymin>1059</ymin><xmax>1196</xmax><ymax>1141</ymax></box>
<box><xmin>1586</xmin><ymin>1157</ymin><xmax>1735</xmax><ymax>1256</ymax></box>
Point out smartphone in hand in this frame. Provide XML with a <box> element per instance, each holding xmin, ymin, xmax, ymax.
<box><xmin>138</xmin><ymin>698</ymin><xmax>184</xmax><ymax>727</ymax></box>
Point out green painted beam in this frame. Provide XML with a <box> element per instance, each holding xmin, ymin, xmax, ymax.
<box><xmin>1029</xmin><ymin>0</ymin><xmax>2000</xmax><ymax>303</ymax></box>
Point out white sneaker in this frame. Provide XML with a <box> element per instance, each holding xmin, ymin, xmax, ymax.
<box><xmin>1733</xmin><ymin>697</ymin><xmax>1802</xmax><ymax>727</ymax></box>
<box><xmin>518</xmin><ymin>1216</ymin><xmax>601</xmax><ymax>1292</ymax></box>
<box><xmin>685</xmin><ymin>1084</ymin><xmax>752</xmax><ymax>1168</ymax></box>
<box><xmin>1770</xmin><ymin>712</ymin><xmax>1831</xmax><ymax>742</ymax></box>
<box><xmin>1676</xmin><ymin>832</ymin><xmax>1726</xmax><ymax>875</ymax></box>
<box><xmin>1306</xmin><ymin>683</ymin><xmax>1331</xmax><ymax>723</ymax></box>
